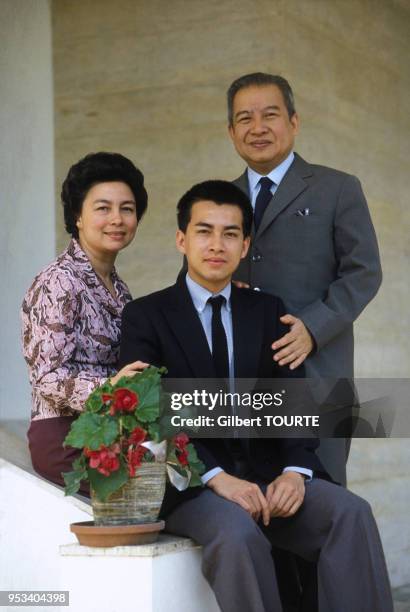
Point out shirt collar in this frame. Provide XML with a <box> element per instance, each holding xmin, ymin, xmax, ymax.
<box><xmin>65</xmin><ymin>238</ymin><xmax>128</xmax><ymax>311</ymax></box>
<box><xmin>185</xmin><ymin>273</ymin><xmax>232</xmax><ymax>313</ymax></box>
<box><xmin>68</xmin><ymin>238</ymin><xmax>121</xmax><ymax>283</ymax></box>
<box><xmin>247</xmin><ymin>151</ymin><xmax>295</xmax><ymax>194</ymax></box>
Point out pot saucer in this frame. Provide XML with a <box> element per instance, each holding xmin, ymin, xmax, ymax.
<box><xmin>70</xmin><ymin>520</ymin><xmax>165</xmax><ymax>547</ymax></box>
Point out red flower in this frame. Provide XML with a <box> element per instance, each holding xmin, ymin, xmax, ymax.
<box><xmin>84</xmin><ymin>444</ymin><xmax>121</xmax><ymax>477</ymax></box>
<box><xmin>83</xmin><ymin>448</ymin><xmax>100</xmax><ymax>463</ymax></box>
<box><xmin>177</xmin><ymin>448</ymin><xmax>189</xmax><ymax>467</ymax></box>
<box><xmin>128</xmin><ymin>427</ymin><xmax>146</xmax><ymax>446</ymax></box>
<box><xmin>109</xmin><ymin>389</ymin><xmax>139</xmax><ymax>415</ymax></box>
<box><xmin>126</xmin><ymin>445</ymin><xmax>147</xmax><ymax>477</ymax></box>
<box><xmin>174</xmin><ymin>432</ymin><xmax>189</xmax><ymax>450</ymax></box>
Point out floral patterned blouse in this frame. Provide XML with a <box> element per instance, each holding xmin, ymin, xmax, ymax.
<box><xmin>21</xmin><ymin>239</ymin><xmax>132</xmax><ymax>421</ymax></box>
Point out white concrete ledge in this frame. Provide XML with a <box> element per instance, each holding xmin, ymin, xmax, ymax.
<box><xmin>60</xmin><ymin>533</ymin><xmax>199</xmax><ymax>557</ymax></box>
<box><xmin>60</xmin><ymin>540</ymin><xmax>219</xmax><ymax>612</ymax></box>
<box><xmin>0</xmin><ymin>457</ymin><xmax>92</xmax><ymax>514</ymax></box>
<box><xmin>0</xmin><ymin>438</ymin><xmax>220</xmax><ymax>612</ymax></box>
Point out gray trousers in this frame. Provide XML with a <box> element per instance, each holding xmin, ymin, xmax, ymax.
<box><xmin>165</xmin><ymin>479</ymin><xmax>393</xmax><ymax>612</ymax></box>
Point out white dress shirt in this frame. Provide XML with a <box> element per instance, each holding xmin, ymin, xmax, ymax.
<box><xmin>185</xmin><ymin>274</ymin><xmax>313</xmax><ymax>484</ymax></box>
<box><xmin>247</xmin><ymin>151</ymin><xmax>295</xmax><ymax>208</ymax></box>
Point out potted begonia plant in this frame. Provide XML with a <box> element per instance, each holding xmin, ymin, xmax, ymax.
<box><xmin>63</xmin><ymin>366</ymin><xmax>204</xmax><ymax>527</ymax></box>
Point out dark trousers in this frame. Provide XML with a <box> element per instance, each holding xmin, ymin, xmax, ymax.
<box><xmin>28</xmin><ymin>417</ymin><xmax>90</xmax><ymax>497</ymax></box>
<box><xmin>164</xmin><ymin>479</ymin><xmax>393</xmax><ymax>612</ymax></box>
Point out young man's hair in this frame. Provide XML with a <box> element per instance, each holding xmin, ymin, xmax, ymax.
<box><xmin>177</xmin><ymin>180</ymin><xmax>253</xmax><ymax>237</ymax></box>
<box><xmin>227</xmin><ymin>72</ymin><xmax>296</xmax><ymax>125</ymax></box>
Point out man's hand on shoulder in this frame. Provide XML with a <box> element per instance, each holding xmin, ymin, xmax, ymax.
<box><xmin>207</xmin><ymin>471</ymin><xmax>270</xmax><ymax>525</ymax></box>
<box><xmin>272</xmin><ymin>314</ymin><xmax>314</xmax><ymax>369</ymax></box>
<box><xmin>266</xmin><ymin>471</ymin><xmax>306</xmax><ymax>518</ymax></box>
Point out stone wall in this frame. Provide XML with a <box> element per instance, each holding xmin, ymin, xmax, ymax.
<box><xmin>52</xmin><ymin>0</ymin><xmax>410</xmax><ymax>586</ymax></box>
<box><xmin>52</xmin><ymin>0</ymin><xmax>409</xmax><ymax>377</ymax></box>
<box><xmin>0</xmin><ymin>0</ymin><xmax>55</xmax><ymax>420</ymax></box>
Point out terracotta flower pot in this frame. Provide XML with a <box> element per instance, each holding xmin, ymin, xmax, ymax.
<box><xmin>91</xmin><ymin>462</ymin><xmax>167</xmax><ymax>526</ymax></box>
<box><xmin>70</xmin><ymin>520</ymin><xmax>165</xmax><ymax>547</ymax></box>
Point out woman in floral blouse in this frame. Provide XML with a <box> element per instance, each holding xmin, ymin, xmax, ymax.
<box><xmin>21</xmin><ymin>152</ymin><xmax>148</xmax><ymax>492</ymax></box>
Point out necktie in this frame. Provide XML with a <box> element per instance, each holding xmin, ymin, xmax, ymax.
<box><xmin>209</xmin><ymin>297</ymin><xmax>244</xmax><ymax>464</ymax></box>
<box><xmin>254</xmin><ymin>177</ymin><xmax>273</xmax><ymax>230</ymax></box>
<box><xmin>209</xmin><ymin>296</ymin><xmax>229</xmax><ymax>379</ymax></box>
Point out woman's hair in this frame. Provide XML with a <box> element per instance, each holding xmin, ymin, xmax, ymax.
<box><xmin>61</xmin><ymin>152</ymin><xmax>148</xmax><ymax>238</ymax></box>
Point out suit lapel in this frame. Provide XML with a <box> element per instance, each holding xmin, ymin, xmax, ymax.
<box><xmin>161</xmin><ymin>279</ymin><xmax>215</xmax><ymax>378</ymax></box>
<box><xmin>230</xmin><ymin>286</ymin><xmax>263</xmax><ymax>379</ymax></box>
<box><xmin>233</xmin><ymin>171</ymin><xmax>257</xmax><ymax>242</ymax></box>
<box><xmin>161</xmin><ymin>279</ymin><xmax>266</xmax><ymax>379</ymax></box>
<box><xmin>257</xmin><ymin>154</ymin><xmax>312</xmax><ymax>236</ymax></box>
<box><xmin>234</xmin><ymin>155</ymin><xmax>313</xmax><ymax>238</ymax></box>
<box><xmin>233</xmin><ymin>171</ymin><xmax>249</xmax><ymax>197</ymax></box>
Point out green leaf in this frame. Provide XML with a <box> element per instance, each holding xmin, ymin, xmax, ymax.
<box><xmin>147</xmin><ymin>422</ymin><xmax>160</xmax><ymax>441</ymax></box>
<box><xmin>188</xmin><ymin>472</ymin><xmax>203</xmax><ymax>488</ymax></box>
<box><xmin>185</xmin><ymin>444</ymin><xmax>205</xmax><ymax>479</ymax></box>
<box><xmin>63</xmin><ymin>454</ymin><xmax>87</xmax><ymax>497</ymax></box>
<box><xmin>186</xmin><ymin>443</ymin><xmax>201</xmax><ymax>463</ymax></box>
<box><xmin>166</xmin><ymin>442</ymin><xmax>205</xmax><ymax>489</ymax></box>
<box><xmin>84</xmin><ymin>381</ymin><xmax>114</xmax><ymax>413</ymax></box>
<box><xmin>64</xmin><ymin>413</ymin><xmax>118</xmax><ymax>450</ymax></box>
<box><xmin>135</xmin><ymin>385</ymin><xmax>161</xmax><ymax>422</ymax></box>
<box><xmin>99</xmin><ymin>380</ymin><xmax>115</xmax><ymax>394</ymax></box>
<box><xmin>63</xmin><ymin>470</ymin><xmax>83</xmax><ymax>496</ymax></box>
<box><xmin>191</xmin><ymin>460</ymin><xmax>206</xmax><ymax>475</ymax></box>
<box><xmin>71</xmin><ymin>454</ymin><xmax>87</xmax><ymax>471</ymax></box>
<box><xmin>157</xmin><ymin>414</ymin><xmax>179</xmax><ymax>439</ymax></box>
<box><xmin>166</xmin><ymin>448</ymin><xmax>179</xmax><ymax>464</ymax></box>
<box><xmin>85</xmin><ymin>394</ymin><xmax>103</xmax><ymax>413</ymax></box>
<box><xmin>120</xmin><ymin>414</ymin><xmax>138</xmax><ymax>432</ymax></box>
<box><xmin>88</xmin><ymin>463</ymin><xmax>129</xmax><ymax>502</ymax></box>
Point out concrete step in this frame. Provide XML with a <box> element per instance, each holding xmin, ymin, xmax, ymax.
<box><xmin>0</xmin><ymin>421</ymin><xmax>220</xmax><ymax>612</ymax></box>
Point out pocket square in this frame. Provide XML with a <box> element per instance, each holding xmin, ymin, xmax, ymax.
<box><xmin>294</xmin><ymin>208</ymin><xmax>310</xmax><ymax>217</ymax></box>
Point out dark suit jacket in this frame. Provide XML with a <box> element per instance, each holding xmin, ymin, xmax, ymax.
<box><xmin>119</xmin><ymin>278</ymin><xmax>328</xmax><ymax>514</ymax></box>
<box><xmin>233</xmin><ymin>153</ymin><xmax>382</xmax><ymax>380</ymax></box>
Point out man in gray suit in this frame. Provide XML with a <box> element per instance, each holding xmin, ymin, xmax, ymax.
<box><xmin>228</xmin><ymin>72</ymin><xmax>382</xmax><ymax>485</ymax></box>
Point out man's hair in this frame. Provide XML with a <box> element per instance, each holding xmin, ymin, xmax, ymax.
<box><xmin>227</xmin><ymin>72</ymin><xmax>296</xmax><ymax>125</ymax></box>
<box><xmin>61</xmin><ymin>152</ymin><xmax>148</xmax><ymax>238</ymax></box>
<box><xmin>177</xmin><ymin>180</ymin><xmax>253</xmax><ymax>237</ymax></box>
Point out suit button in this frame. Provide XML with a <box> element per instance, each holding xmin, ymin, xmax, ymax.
<box><xmin>254</xmin><ymin>287</ymin><xmax>261</xmax><ymax>291</ymax></box>
<box><xmin>252</xmin><ymin>254</ymin><xmax>262</xmax><ymax>262</ymax></box>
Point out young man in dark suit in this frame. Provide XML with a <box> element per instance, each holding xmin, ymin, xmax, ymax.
<box><xmin>119</xmin><ymin>181</ymin><xmax>392</xmax><ymax>612</ymax></box>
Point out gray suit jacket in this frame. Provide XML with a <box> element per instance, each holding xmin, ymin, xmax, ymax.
<box><xmin>233</xmin><ymin>153</ymin><xmax>382</xmax><ymax>380</ymax></box>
